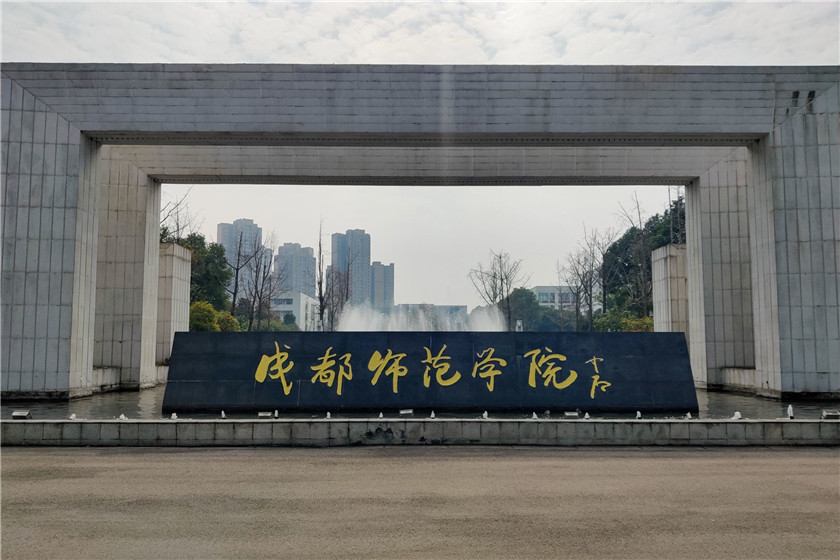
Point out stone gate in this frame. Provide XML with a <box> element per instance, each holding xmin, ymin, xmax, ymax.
<box><xmin>1</xmin><ymin>63</ymin><xmax>838</xmax><ymax>398</ymax></box>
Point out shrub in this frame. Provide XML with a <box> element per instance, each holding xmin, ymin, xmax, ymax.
<box><xmin>217</xmin><ymin>310</ymin><xmax>241</xmax><ymax>332</ymax></box>
<box><xmin>593</xmin><ymin>309</ymin><xmax>653</xmax><ymax>332</ymax></box>
<box><xmin>621</xmin><ymin>315</ymin><xmax>653</xmax><ymax>332</ymax></box>
<box><xmin>189</xmin><ymin>301</ymin><xmax>220</xmax><ymax>332</ymax></box>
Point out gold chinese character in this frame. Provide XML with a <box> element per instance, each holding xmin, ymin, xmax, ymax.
<box><xmin>524</xmin><ymin>347</ymin><xmax>577</xmax><ymax>390</ymax></box>
<box><xmin>585</xmin><ymin>356</ymin><xmax>604</xmax><ymax>374</ymax></box>
<box><xmin>590</xmin><ymin>374</ymin><xmax>611</xmax><ymax>399</ymax></box>
<box><xmin>254</xmin><ymin>341</ymin><xmax>294</xmax><ymax>396</ymax></box>
<box><xmin>422</xmin><ymin>344</ymin><xmax>461</xmax><ymax>387</ymax></box>
<box><xmin>311</xmin><ymin>346</ymin><xmax>353</xmax><ymax>396</ymax></box>
<box><xmin>368</xmin><ymin>349</ymin><xmax>408</xmax><ymax>394</ymax></box>
<box><xmin>471</xmin><ymin>348</ymin><xmax>506</xmax><ymax>392</ymax></box>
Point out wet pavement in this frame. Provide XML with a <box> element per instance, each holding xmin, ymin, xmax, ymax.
<box><xmin>2</xmin><ymin>384</ymin><xmax>836</xmax><ymax>420</ymax></box>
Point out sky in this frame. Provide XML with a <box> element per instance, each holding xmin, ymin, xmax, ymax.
<box><xmin>2</xmin><ymin>1</ymin><xmax>838</xmax><ymax>309</ymax></box>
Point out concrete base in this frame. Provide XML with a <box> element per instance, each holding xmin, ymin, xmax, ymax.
<box><xmin>2</xmin><ymin>419</ymin><xmax>837</xmax><ymax>447</ymax></box>
<box><xmin>708</xmin><ymin>373</ymin><xmax>839</xmax><ymax>400</ymax></box>
<box><xmin>92</xmin><ymin>367</ymin><xmax>120</xmax><ymax>392</ymax></box>
<box><xmin>2</xmin><ymin>371</ymin><xmax>162</xmax><ymax>401</ymax></box>
<box><xmin>0</xmin><ymin>391</ymin><xmax>70</xmax><ymax>400</ymax></box>
<box><xmin>155</xmin><ymin>365</ymin><xmax>168</xmax><ymax>384</ymax></box>
<box><xmin>781</xmin><ymin>392</ymin><xmax>840</xmax><ymax>401</ymax></box>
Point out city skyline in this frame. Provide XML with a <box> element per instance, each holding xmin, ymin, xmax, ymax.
<box><xmin>220</xmin><ymin>221</ymin><xmax>401</xmax><ymax>311</ymax></box>
<box><xmin>185</xmin><ymin>184</ymin><xmax>676</xmax><ymax>310</ymax></box>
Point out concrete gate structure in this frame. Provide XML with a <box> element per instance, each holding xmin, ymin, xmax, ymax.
<box><xmin>1</xmin><ymin>63</ymin><xmax>838</xmax><ymax>399</ymax></box>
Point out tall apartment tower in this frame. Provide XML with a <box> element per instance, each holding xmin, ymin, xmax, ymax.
<box><xmin>217</xmin><ymin>218</ymin><xmax>263</xmax><ymax>263</ymax></box>
<box><xmin>217</xmin><ymin>218</ymin><xmax>264</xmax><ymax>290</ymax></box>
<box><xmin>331</xmin><ymin>229</ymin><xmax>371</xmax><ymax>306</ymax></box>
<box><xmin>371</xmin><ymin>261</ymin><xmax>395</xmax><ymax>311</ymax></box>
<box><xmin>275</xmin><ymin>243</ymin><xmax>316</xmax><ymax>298</ymax></box>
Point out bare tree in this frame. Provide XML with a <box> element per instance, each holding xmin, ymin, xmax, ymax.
<box><xmin>313</xmin><ymin>222</ymin><xmax>353</xmax><ymax>332</ymax></box>
<box><xmin>559</xmin><ymin>247</ymin><xmax>596</xmax><ymax>331</ymax></box>
<box><xmin>560</xmin><ymin>227</ymin><xmax>608</xmax><ymax>332</ymax></box>
<box><xmin>159</xmin><ymin>186</ymin><xmax>202</xmax><ymax>243</ymax></box>
<box><xmin>225</xmin><ymin>230</ymin><xmax>259</xmax><ymax>315</ymax></box>
<box><xmin>668</xmin><ymin>184</ymin><xmax>686</xmax><ymax>245</ymax></box>
<box><xmin>469</xmin><ymin>250</ymin><xmax>528</xmax><ymax>331</ymax></box>
<box><xmin>616</xmin><ymin>192</ymin><xmax>653</xmax><ymax>316</ymax></box>
<box><xmin>325</xmin><ymin>264</ymin><xmax>350</xmax><ymax>331</ymax></box>
<box><xmin>315</xmin><ymin>222</ymin><xmax>329</xmax><ymax>331</ymax></box>
<box><xmin>243</xmin><ymin>233</ymin><xmax>284</xmax><ymax>331</ymax></box>
<box><xmin>582</xmin><ymin>226</ymin><xmax>619</xmax><ymax>315</ymax></box>
<box><xmin>557</xmin><ymin>260</ymin><xmax>576</xmax><ymax>330</ymax></box>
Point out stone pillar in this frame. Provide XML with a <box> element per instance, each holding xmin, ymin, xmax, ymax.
<box><xmin>686</xmin><ymin>147</ymin><xmax>755</xmax><ymax>389</ymax></box>
<box><xmin>652</xmin><ymin>244</ymin><xmax>689</xmax><ymax>346</ymax></box>
<box><xmin>156</xmin><ymin>242</ymin><xmax>191</xmax><ymax>382</ymax></box>
<box><xmin>748</xmin><ymin>83</ymin><xmax>840</xmax><ymax>397</ymax></box>
<box><xmin>1</xmin><ymin>75</ymin><xmax>100</xmax><ymax>398</ymax></box>
<box><xmin>93</xmin><ymin>147</ymin><xmax>161</xmax><ymax>390</ymax></box>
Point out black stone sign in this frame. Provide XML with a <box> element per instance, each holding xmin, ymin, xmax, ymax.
<box><xmin>162</xmin><ymin>331</ymin><xmax>697</xmax><ymax>414</ymax></box>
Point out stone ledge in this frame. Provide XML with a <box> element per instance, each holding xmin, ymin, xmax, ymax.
<box><xmin>2</xmin><ymin>419</ymin><xmax>838</xmax><ymax>447</ymax></box>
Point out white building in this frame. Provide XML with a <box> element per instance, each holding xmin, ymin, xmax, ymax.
<box><xmin>270</xmin><ymin>292</ymin><xmax>320</xmax><ymax>332</ymax></box>
<box><xmin>531</xmin><ymin>285</ymin><xmax>576</xmax><ymax>311</ymax></box>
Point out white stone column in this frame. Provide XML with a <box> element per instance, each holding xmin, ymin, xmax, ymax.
<box><xmin>686</xmin><ymin>147</ymin><xmax>755</xmax><ymax>389</ymax></box>
<box><xmin>94</xmin><ymin>147</ymin><xmax>160</xmax><ymax>390</ymax></box>
<box><xmin>156</xmin><ymin>242</ymin><xmax>191</xmax><ymax>382</ymax></box>
<box><xmin>748</xmin><ymin>83</ymin><xmax>840</xmax><ymax>397</ymax></box>
<box><xmin>1</xmin><ymin>75</ymin><xmax>100</xmax><ymax>397</ymax></box>
<box><xmin>652</xmin><ymin>244</ymin><xmax>689</xmax><ymax>346</ymax></box>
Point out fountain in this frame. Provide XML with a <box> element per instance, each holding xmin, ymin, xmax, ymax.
<box><xmin>337</xmin><ymin>304</ymin><xmax>505</xmax><ymax>332</ymax></box>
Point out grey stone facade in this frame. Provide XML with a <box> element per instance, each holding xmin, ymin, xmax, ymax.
<box><xmin>1</xmin><ymin>63</ymin><xmax>838</xmax><ymax>398</ymax></box>
<box><xmin>652</xmin><ymin>244</ymin><xmax>688</xmax><ymax>346</ymax></box>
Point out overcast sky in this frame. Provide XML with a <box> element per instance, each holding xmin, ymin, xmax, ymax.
<box><xmin>3</xmin><ymin>1</ymin><xmax>838</xmax><ymax>309</ymax></box>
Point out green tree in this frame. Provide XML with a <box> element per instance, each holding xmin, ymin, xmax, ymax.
<box><xmin>602</xmin><ymin>193</ymin><xmax>686</xmax><ymax>319</ymax></box>
<box><xmin>159</xmin><ymin>192</ymin><xmax>231</xmax><ymax>310</ymax></box>
<box><xmin>180</xmin><ymin>233</ymin><xmax>232</xmax><ymax>311</ymax></box>
<box><xmin>189</xmin><ymin>301</ymin><xmax>220</xmax><ymax>332</ymax></box>
<box><xmin>217</xmin><ymin>310</ymin><xmax>241</xmax><ymax>332</ymax></box>
<box><xmin>469</xmin><ymin>250</ymin><xmax>528</xmax><ymax>331</ymax></box>
<box><xmin>500</xmin><ymin>288</ymin><xmax>542</xmax><ymax>331</ymax></box>
<box><xmin>268</xmin><ymin>319</ymin><xmax>300</xmax><ymax>332</ymax></box>
<box><xmin>534</xmin><ymin>308</ymin><xmax>576</xmax><ymax>332</ymax></box>
<box><xmin>233</xmin><ymin>297</ymin><xmax>278</xmax><ymax>332</ymax></box>
<box><xmin>593</xmin><ymin>308</ymin><xmax>627</xmax><ymax>332</ymax></box>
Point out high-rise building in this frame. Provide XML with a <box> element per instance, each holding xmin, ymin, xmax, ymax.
<box><xmin>331</xmin><ymin>229</ymin><xmax>371</xmax><ymax>306</ymax></box>
<box><xmin>217</xmin><ymin>218</ymin><xmax>264</xmax><ymax>291</ymax></box>
<box><xmin>217</xmin><ymin>218</ymin><xmax>263</xmax><ymax>264</ymax></box>
<box><xmin>370</xmin><ymin>261</ymin><xmax>395</xmax><ymax>311</ymax></box>
<box><xmin>275</xmin><ymin>243</ymin><xmax>316</xmax><ymax>299</ymax></box>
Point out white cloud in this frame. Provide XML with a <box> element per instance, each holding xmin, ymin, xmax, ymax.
<box><xmin>2</xmin><ymin>1</ymin><xmax>838</xmax><ymax>64</ymax></box>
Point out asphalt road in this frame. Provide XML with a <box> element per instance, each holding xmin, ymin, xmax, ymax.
<box><xmin>2</xmin><ymin>446</ymin><xmax>838</xmax><ymax>560</ymax></box>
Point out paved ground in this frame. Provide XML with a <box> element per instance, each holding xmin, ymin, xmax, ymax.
<box><xmin>1</xmin><ymin>447</ymin><xmax>838</xmax><ymax>560</ymax></box>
